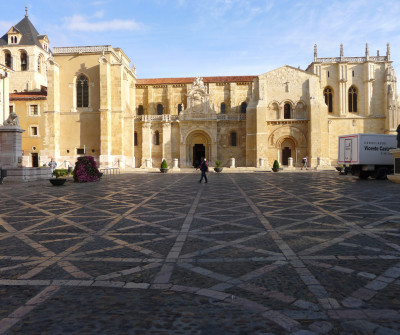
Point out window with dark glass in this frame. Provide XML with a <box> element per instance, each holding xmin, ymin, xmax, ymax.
<box><xmin>177</xmin><ymin>103</ymin><xmax>183</xmax><ymax>114</ymax></box>
<box><xmin>323</xmin><ymin>87</ymin><xmax>333</xmax><ymax>113</ymax></box>
<box><xmin>154</xmin><ymin>131</ymin><xmax>160</xmax><ymax>145</ymax></box>
<box><xmin>284</xmin><ymin>103</ymin><xmax>291</xmax><ymax>119</ymax></box>
<box><xmin>134</xmin><ymin>132</ymin><xmax>138</xmax><ymax>146</ymax></box>
<box><xmin>76</xmin><ymin>148</ymin><xmax>85</xmax><ymax>155</ymax></box>
<box><xmin>220</xmin><ymin>102</ymin><xmax>226</xmax><ymax>114</ymax></box>
<box><xmin>157</xmin><ymin>104</ymin><xmax>163</xmax><ymax>115</ymax></box>
<box><xmin>231</xmin><ymin>132</ymin><xmax>237</xmax><ymax>146</ymax></box>
<box><xmin>138</xmin><ymin>105</ymin><xmax>144</xmax><ymax>115</ymax></box>
<box><xmin>20</xmin><ymin>52</ymin><xmax>28</xmax><ymax>71</ymax></box>
<box><xmin>77</xmin><ymin>75</ymin><xmax>89</xmax><ymax>108</ymax></box>
<box><xmin>240</xmin><ymin>102</ymin><xmax>247</xmax><ymax>114</ymax></box>
<box><xmin>5</xmin><ymin>52</ymin><xmax>12</xmax><ymax>68</ymax></box>
<box><xmin>348</xmin><ymin>86</ymin><xmax>357</xmax><ymax>113</ymax></box>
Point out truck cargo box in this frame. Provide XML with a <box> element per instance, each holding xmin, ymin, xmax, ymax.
<box><xmin>338</xmin><ymin>134</ymin><xmax>396</xmax><ymax>165</ymax></box>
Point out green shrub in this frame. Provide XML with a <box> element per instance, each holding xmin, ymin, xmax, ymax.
<box><xmin>273</xmin><ymin>160</ymin><xmax>280</xmax><ymax>170</ymax></box>
<box><xmin>215</xmin><ymin>160</ymin><xmax>222</xmax><ymax>167</ymax></box>
<box><xmin>161</xmin><ymin>159</ymin><xmax>168</xmax><ymax>169</ymax></box>
<box><xmin>53</xmin><ymin>169</ymin><xmax>69</xmax><ymax>178</ymax></box>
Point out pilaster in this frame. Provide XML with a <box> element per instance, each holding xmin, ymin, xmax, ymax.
<box><xmin>162</xmin><ymin>122</ymin><xmax>171</xmax><ymax>164</ymax></box>
<box><xmin>141</xmin><ymin>122</ymin><xmax>152</xmax><ymax>167</ymax></box>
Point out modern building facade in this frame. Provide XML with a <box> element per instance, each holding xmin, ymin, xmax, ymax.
<box><xmin>1</xmin><ymin>12</ymin><xmax>399</xmax><ymax>169</ymax></box>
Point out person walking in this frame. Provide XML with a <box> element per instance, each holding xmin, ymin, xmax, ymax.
<box><xmin>301</xmin><ymin>156</ymin><xmax>308</xmax><ymax>170</ymax></box>
<box><xmin>199</xmin><ymin>157</ymin><xmax>208</xmax><ymax>183</ymax></box>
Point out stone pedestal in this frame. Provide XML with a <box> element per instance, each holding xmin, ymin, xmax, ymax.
<box><xmin>0</xmin><ymin>126</ymin><xmax>25</xmax><ymax>168</ymax></box>
<box><xmin>388</xmin><ymin>149</ymin><xmax>400</xmax><ymax>183</ymax></box>
<box><xmin>258</xmin><ymin>158</ymin><xmax>264</xmax><ymax>168</ymax></box>
<box><xmin>230</xmin><ymin>157</ymin><xmax>235</xmax><ymax>168</ymax></box>
<box><xmin>171</xmin><ymin>158</ymin><xmax>180</xmax><ymax>171</ymax></box>
<box><xmin>286</xmin><ymin>157</ymin><xmax>295</xmax><ymax>170</ymax></box>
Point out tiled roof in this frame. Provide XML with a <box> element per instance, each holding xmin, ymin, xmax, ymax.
<box><xmin>0</xmin><ymin>16</ymin><xmax>43</xmax><ymax>48</ymax></box>
<box><xmin>136</xmin><ymin>76</ymin><xmax>256</xmax><ymax>85</ymax></box>
<box><xmin>10</xmin><ymin>91</ymin><xmax>47</xmax><ymax>101</ymax></box>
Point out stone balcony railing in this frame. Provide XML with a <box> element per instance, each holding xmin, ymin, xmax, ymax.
<box><xmin>53</xmin><ymin>45</ymin><xmax>114</xmax><ymax>54</ymax></box>
<box><xmin>316</xmin><ymin>56</ymin><xmax>387</xmax><ymax>63</ymax></box>
<box><xmin>134</xmin><ymin>113</ymin><xmax>247</xmax><ymax>122</ymax></box>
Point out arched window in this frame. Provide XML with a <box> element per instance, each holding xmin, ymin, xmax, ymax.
<box><xmin>284</xmin><ymin>103</ymin><xmax>291</xmax><ymax>119</ymax></box>
<box><xmin>348</xmin><ymin>86</ymin><xmax>357</xmax><ymax>113</ymax></box>
<box><xmin>77</xmin><ymin>75</ymin><xmax>89</xmax><ymax>108</ymax></box>
<box><xmin>323</xmin><ymin>87</ymin><xmax>333</xmax><ymax>113</ymax></box>
<box><xmin>231</xmin><ymin>132</ymin><xmax>237</xmax><ymax>146</ymax></box>
<box><xmin>157</xmin><ymin>104</ymin><xmax>163</xmax><ymax>115</ymax></box>
<box><xmin>240</xmin><ymin>102</ymin><xmax>247</xmax><ymax>114</ymax></box>
<box><xmin>154</xmin><ymin>131</ymin><xmax>160</xmax><ymax>145</ymax></box>
<box><xmin>20</xmin><ymin>51</ymin><xmax>28</xmax><ymax>71</ymax></box>
<box><xmin>134</xmin><ymin>132</ymin><xmax>138</xmax><ymax>146</ymax></box>
<box><xmin>178</xmin><ymin>103</ymin><xmax>183</xmax><ymax>114</ymax></box>
<box><xmin>15</xmin><ymin>37</ymin><xmax>17</xmax><ymax>43</ymax></box>
<box><xmin>37</xmin><ymin>55</ymin><xmax>44</xmax><ymax>73</ymax></box>
<box><xmin>5</xmin><ymin>52</ymin><xmax>12</xmax><ymax>69</ymax></box>
<box><xmin>138</xmin><ymin>105</ymin><xmax>144</xmax><ymax>115</ymax></box>
<box><xmin>220</xmin><ymin>102</ymin><xmax>226</xmax><ymax>114</ymax></box>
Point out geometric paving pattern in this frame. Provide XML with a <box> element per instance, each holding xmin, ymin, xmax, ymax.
<box><xmin>0</xmin><ymin>172</ymin><xmax>400</xmax><ymax>334</ymax></box>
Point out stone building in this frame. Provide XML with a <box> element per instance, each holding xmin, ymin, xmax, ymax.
<box><xmin>1</xmin><ymin>12</ymin><xmax>399</xmax><ymax>169</ymax></box>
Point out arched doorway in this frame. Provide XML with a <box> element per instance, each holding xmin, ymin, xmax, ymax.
<box><xmin>183</xmin><ymin>130</ymin><xmax>212</xmax><ymax>167</ymax></box>
<box><xmin>281</xmin><ymin>138</ymin><xmax>295</xmax><ymax>165</ymax></box>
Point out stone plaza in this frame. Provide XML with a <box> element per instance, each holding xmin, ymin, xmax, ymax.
<box><xmin>0</xmin><ymin>171</ymin><xmax>400</xmax><ymax>334</ymax></box>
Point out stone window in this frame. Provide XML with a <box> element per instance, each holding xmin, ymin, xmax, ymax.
<box><xmin>157</xmin><ymin>104</ymin><xmax>163</xmax><ymax>115</ymax></box>
<box><xmin>30</xmin><ymin>126</ymin><xmax>38</xmax><ymax>136</ymax></box>
<box><xmin>20</xmin><ymin>51</ymin><xmax>28</xmax><ymax>71</ymax></box>
<box><xmin>154</xmin><ymin>131</ymin><xmax>160</xmax><ymax>145</ymax></box>
<box><xmin>134</xmin><ymin>132</ymin><xmax>138</xmax><ymax>146</ymax></box>
<box><xmin>77</xmin><ymin>75</ymin><xmax>89</xmax><ymax>108</ymax></box>
<box><xmin>29</xmin><ymin>105</ymin><xmax>39</xmax><ymax>116</ymax></box>
<box><xmin>231</xmin><ymin>132</ymin><xmax>237</xmax><ymax>146</ymax></box>
<box><xmin>9</xmin><ymin>105</ymin><xmax>14</xmax><ymax>114</ymax></box>
<box><xmin>324</xmin><ymin>87</ymin><xmax>333</xmax><ymax>113</ymax></box>
<box><xmin>240</xmin><ymin>102</ymin><xmax>247</xmax><ymax>114</ymax></box>
<box><xmin>348</xmin><ymin>86</ymin><xmax>357</xmax><ymax>113</ymax></box>
<box><xmin>284</xmin><ymin>103</ymin><xmax>291</xmax><ymax>119</ymax></box>
<box><xmin>138</xmin><ymin>105</ymin><xmax>144</xmax><ymax>115</ymax></box>
<box><xmin>220</xmin><ymin>102</ymin><xmax>226</xmax><ymax>114</ymax></box>
<box><xmin>5</xmin><ymin>51</ymin><xmax>12</xmax><ymax>69</ymax></box>
<box><xmin>76</xmin><ymin>148</ymin><xmax>85</xmax><ymax>155</ymax></box>
<box><xmin>178</xmin><ymin>103</ymin><xmax>183</xmax><ymax>114</ymax></box>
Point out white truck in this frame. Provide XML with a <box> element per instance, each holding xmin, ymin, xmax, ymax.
<box><xmin>338</xmin><ymin>134</ymin><xmax>396</xmax><ymax>179</ymax></box>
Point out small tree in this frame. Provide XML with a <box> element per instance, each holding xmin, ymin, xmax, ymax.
<box><xmin>273</xmin><ymin>160</ymin><xmax>280</xmax><ymax>170</ymax></box>
<box><xmin>215</xmin><ymin>160</ymin><xmax>222</xmax><ymax>168</ymax></box>
<box><xmin>161</xmin><ymin>159</ymin><xmax>168</xmax><ymax>169</ymax></box>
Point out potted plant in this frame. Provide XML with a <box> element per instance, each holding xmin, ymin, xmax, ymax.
<box><xmin>272</xmin><ymin>160</ymin><xmax>280</xmax><ymax>172</ymax></box>
<box><xmin>72</xmin><ymin>156</ymin><xmax>102</xmax><ymax>182</ymax></box>
<box><xmin>160</xmin><ymin>159</ymin><xmax>169</xmax><ymax>173</ymax></box>
<box><xmin>49</xmin><ymin>168</ymin><xmax>68</xmax><ymax>186</ymax></box>
<box><xmin>214</xmin><ymin>160</ymin><xmax>223</xmax><ymax>173</ymax></box>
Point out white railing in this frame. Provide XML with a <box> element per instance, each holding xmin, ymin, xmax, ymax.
<box><xmin>316</xmin><ymin>56</ymin><xmax>387</xmax><ymax>63</ymax></box>
<box><xmin>53</xmin><ymin>45</ymin><xmax>113</xmax><ymax>54</ymax></box>
<box><xmin>134</xmin><ymin>114</ymin><xmax>247</xmax><ymax>122</ymax></box>
<box><xmin>100</xmin><ymin>167</ymin><xmax>120</xmax><ymax>176</ymax></box>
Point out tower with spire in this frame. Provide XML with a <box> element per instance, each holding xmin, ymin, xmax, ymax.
<box><xmin>0</xmin><ymin>7</ymin><xmax>50</xmax><ymax>92</ymax></box>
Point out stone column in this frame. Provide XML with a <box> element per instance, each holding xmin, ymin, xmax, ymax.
<box><xmin>162</xmin><ymin>122</ymin><xmax>171</xmax><ymax>165</ymax></box>
<box><xmin>230</xmin><ymin>157</ymin><xmax>235</xmax><ymax>168</ymax></box>
<box><xmin>141</xmin><ymin>122</ymin><xmax>152</xmax><ymax>167</ymax></box>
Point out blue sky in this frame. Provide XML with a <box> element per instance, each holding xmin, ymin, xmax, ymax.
<box><xmin>2</xmin><ymin>0</ymin><xmax>400</xmax><ymax>78</ymax></box>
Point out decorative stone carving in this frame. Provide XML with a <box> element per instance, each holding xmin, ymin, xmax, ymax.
<box><xmin>3</xmin><ymin>111</ymin><xmax>19</xmax><ymax>127</ymax></box>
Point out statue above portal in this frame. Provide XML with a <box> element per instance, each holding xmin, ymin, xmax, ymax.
<box><xmin>193</xmin><ymin>76</ymin><xmax>205</xmax><ymax>89</ymax></box>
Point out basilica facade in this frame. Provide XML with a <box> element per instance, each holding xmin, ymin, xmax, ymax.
<box><xmin>1</xmin><ymin>13</ymin><xmax>399</xmax><ymax>169</ymax></box>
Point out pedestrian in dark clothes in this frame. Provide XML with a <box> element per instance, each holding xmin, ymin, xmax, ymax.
<box><xmin>199</xmin><ymin>157</ymin><xmax>208</xmax><ymax>183</ymax></box>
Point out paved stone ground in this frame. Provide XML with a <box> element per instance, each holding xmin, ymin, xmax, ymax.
<box><xmin>0</xmin><ymin>171</ymin><xmax>400</xmax><ymax>334</ymax></box>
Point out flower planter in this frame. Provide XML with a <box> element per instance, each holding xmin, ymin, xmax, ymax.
<box><xmin>272</xmin><ymin>168</ymin><xmax>279</xmax><ymax>172</ymax></box>
<box><xmin>160</xmin><ymin>168</ymin><xmax>169</xmax><ymax>173</ymax></box>
<box><xmin>214</xmin><ymin>167</ymin><xmax>223</xmax><ymax>173</ymax></box>
<box><xmin>49</xmin><ymin>178</ymin><xmax>67</xmax><ymax>186</ymax></box>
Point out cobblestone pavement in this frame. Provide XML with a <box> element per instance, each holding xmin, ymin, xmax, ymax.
<box><xmin>0</xmin><ymin>172</ymin><xmax>400</xmax><ymax>334</ymax></box>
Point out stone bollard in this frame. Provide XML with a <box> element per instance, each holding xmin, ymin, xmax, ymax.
<box><xmin>230</xmin><ymin>158</ymin><xmax>235</xmax><ymax>168</ymax></box>
<box><xmin>317</xmin><ymin>157</ymin><xmax>322</xmax><ymax>166</ymax></box>
<box><xmin>288</xmin><ymin>157</ymin><xmax>293</xmax><ymax>167</ymax></box>
<box><xmin>145</xmin><ymin>159</ymin><xmax>152</xmax><ymax>168</ymax></box>
<box><xmin>259</xmin><ymin>158</ymin><xmax>264</xmax><ymax>168</ymax></box>
<box><xmin>172</xmin><ymin>158</ymin><xmax>180</xmax><ymax>170</ymax></box>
